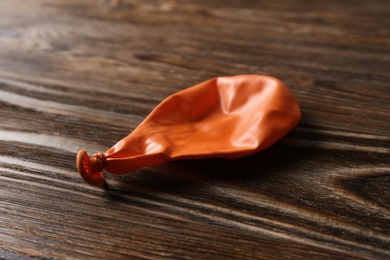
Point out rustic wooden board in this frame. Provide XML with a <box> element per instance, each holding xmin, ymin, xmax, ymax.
<box><xmin>0</xmin><ymin>0</ymin><xmax>389</xmax><ymax>259</ymax></box>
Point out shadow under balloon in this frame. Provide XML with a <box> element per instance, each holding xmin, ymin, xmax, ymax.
<box><xmin>101</xmin><ymin>132</ymin><xmax>327</xmax><ymax>203</ymax></box>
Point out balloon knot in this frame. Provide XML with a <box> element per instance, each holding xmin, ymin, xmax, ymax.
<box><xmin>90</xmin><ymin>152</ymin><xmax>106</xmax><ymax>173</ymax></box>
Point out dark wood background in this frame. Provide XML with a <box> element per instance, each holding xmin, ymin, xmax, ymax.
<box><xmin>1</xmin><ymin>0</ymin><xmax>389</xmax><ymax>259</ymax></box>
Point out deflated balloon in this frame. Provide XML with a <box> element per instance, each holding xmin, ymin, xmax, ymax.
<box><xmin>77</xmin><ymin>75</ymin><xmax>301</xmax><ymax>187</ymax></box>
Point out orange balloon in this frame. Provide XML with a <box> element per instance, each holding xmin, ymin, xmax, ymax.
<box><xmin>77</xmin><ymin>75</ymin><xmax>301</xmax><ymax>187</ymax></box>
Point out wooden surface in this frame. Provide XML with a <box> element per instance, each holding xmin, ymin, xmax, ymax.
<box><xmin>1</xmin><ymin>0</ymin><xmax>389</xmax><ymax>259</ymax></box>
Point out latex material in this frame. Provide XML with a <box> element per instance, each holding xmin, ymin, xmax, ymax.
<box><xmin>76</xmin><ymin>75</ymin><xmax>301</xmax><ymax>187</ymax></box>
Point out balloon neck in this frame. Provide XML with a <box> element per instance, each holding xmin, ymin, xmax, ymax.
<box><xmin>76</xmin><ymin>150</ymin><xmax>106</xmax><ymax>187</ymax></box>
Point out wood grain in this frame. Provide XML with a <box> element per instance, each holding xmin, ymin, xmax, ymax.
<box><xmin>0</xmin><ymin>0</ymin><xmax>389</xmax><ymax>259</ymax></box>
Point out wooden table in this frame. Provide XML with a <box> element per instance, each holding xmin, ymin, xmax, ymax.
<box><xmin>1</xmin><ymin>1</ymin><xmax>389</xmax><ymax>259</ymax></box>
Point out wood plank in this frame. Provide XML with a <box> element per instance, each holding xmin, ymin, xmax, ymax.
<box><xmin>0</xmin><ymin>0</ymin><xmax>389</xmax><ymax>259</ymax></box>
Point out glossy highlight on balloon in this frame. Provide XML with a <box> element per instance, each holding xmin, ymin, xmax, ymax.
<box><xmin>76</xmin><ymin>75</ymin><xmax>301</xmax><ymax>187</ymax></box>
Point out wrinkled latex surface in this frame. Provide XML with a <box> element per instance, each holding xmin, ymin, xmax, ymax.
<box><xmin>77</xmin><ymin>75</ymin><xmax>301</xmax><ymax>186</ymax></box>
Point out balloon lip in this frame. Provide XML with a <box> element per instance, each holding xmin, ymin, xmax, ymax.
<box><xmin>76</xmin><ymin>150</ymin><xmax>105</xmax><ymax>187</ymax></box>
